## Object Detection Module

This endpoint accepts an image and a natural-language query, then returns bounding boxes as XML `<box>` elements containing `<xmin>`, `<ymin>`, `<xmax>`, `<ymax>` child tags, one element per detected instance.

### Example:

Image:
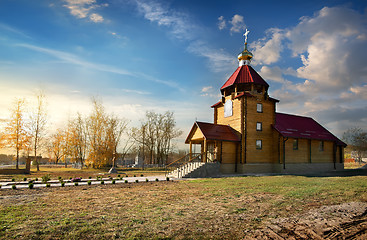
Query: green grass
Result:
<box><xmin>0</xmin><ymin>175</ymin><xmax>366</xmax><ymax>239</ymax></box>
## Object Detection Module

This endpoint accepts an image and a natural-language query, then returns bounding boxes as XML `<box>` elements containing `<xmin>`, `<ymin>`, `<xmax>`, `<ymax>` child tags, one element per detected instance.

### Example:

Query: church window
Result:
<box><xmin>256</xmin><ymin>140</ymin><xmax>262</xmax><ymax>149</ymax></box>
<box><xmin>319</xmin><ymin>141</ymin><xmax>324</xmax><ymax>151</ymax></box>
<box><xmin>224</xmin><ymin>100</ymin><xmax>233</xmax><ymax>117</ymax></box>
<box><xmin>293</xmin><ymin>139</ymin><xmax>298</xmax><ymax>150</ymax></box>
<box><xmin>257</xmin><ymin>103</ymin><xmax>263</xmax><ymax>113</ymax></box>
<box><xmin>256</xmin><ymin>122</ymin><xmax>262</xmax><ymax>131</ymax></box>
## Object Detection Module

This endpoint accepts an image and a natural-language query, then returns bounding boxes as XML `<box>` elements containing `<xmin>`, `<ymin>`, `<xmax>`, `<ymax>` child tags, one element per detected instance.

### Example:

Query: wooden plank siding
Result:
<box><xmin>245</xmin><ymin>95</ymin><xmax>277</xmax><ymax>164</ymax></box>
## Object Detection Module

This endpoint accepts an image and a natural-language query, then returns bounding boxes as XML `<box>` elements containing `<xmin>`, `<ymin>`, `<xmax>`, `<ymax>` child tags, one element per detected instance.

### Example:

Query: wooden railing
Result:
<box><xmin>165</xmin><ymin>153</ymin><xmax>203</xmax><ymax>176</ymax></box>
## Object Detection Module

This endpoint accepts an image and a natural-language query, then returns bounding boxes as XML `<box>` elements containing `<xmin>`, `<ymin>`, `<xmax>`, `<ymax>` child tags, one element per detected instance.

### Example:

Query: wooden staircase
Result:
<box><xmin>167</xmin><ymin>162</ymin><xmax>206</xmax><ymax>178</ymax></box>
<box><xmin>165</xmin><ymin>153</ymin><xmax>204</xmax><ymax>178</ymax></box>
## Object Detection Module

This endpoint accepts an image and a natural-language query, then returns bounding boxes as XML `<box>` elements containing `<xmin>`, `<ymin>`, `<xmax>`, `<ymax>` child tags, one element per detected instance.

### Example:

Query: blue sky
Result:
<box><xmin>0</xmin><ymin>0</ymin><xmax>366</xmax><ymax>150</ymax></box>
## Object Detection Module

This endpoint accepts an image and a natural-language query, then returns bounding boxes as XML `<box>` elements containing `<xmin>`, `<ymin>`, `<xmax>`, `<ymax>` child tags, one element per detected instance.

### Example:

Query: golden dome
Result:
<box><xmin>238</xmin><ymin>43</ymin><xmax>253</xmax><ymax>61</ymax></box>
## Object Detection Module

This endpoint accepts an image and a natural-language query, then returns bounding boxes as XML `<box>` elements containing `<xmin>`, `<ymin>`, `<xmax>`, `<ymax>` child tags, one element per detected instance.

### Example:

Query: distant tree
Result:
<box><xmin>68</xmin><ymin>113</ymin><xmax>88</xmax><ymax>167</ymax></box>
<box><xmin>0</xmin><ymin>132</ymin><xmax>5</xmax><ymax>150</ymax></box>
<box><xmin>105</xmin><ymin>114</ymin><xmax>129</xmax><ymax>167</ymax></box>
<box><xmin>49</xmin><ymin>128</ymin><xmax>67</xmax><ymax>166</ymax></box>
<box><xmin>132</xmin><ymin>111</ymin><xmax>182</xmax><ymax>165</ymax></box>
<box><xmin>87</xmin><ymin>98</ymin><xmax>108</xmax><ymax>168</ymax></box>
<box><xmin>86</xmin><ymin>98</ymin><xmax>130</xmax><ymax>168</ymax></box>
<box><xmin>29</xmin><ymin>92</ymin><xmax>48</xmax><ymax>171</ymax></box>
<box><xmin>5</xmin><ymin>98</ymin><xmax>29</xmax><ymax>169</ymax></box>
<box><xmin>343</xmin><ymin>127</ymin><xmax>367</xmax><ymax>163</ymax></box>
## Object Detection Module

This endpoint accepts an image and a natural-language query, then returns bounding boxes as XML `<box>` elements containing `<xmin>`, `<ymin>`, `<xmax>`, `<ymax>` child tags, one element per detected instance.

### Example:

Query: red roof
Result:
<box><xmin>221</xmin><ymin>65</ymin><xmax>269</xmax><ymax>91</ymax></box>
<box><xmin>274</xmin><ymin>113</ymin><xmax>346</xmax><ymax>146</ymax></box>
<box><xmin>185</xmin><ymin>121</ymin><xmax>241</xmax><ymax>143</ymax></box>
<box><xmin>211</xmin><ymin>101</ymin><xmax>222</xmax><ymax>108</ymax></box>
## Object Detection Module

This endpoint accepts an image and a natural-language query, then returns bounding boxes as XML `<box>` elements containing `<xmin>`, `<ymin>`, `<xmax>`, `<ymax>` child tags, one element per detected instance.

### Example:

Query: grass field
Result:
<box><xmin>1</xmin><ymin>174</ymin><xmax>367</xmax><ymax>239</ymax></box>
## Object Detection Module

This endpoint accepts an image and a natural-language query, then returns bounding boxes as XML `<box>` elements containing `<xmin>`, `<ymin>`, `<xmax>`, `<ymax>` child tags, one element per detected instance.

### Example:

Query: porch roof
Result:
<box><xmin>185</xmin><ymin>121</ymin><xmax>241</xmax><ymax>144</ymax></box>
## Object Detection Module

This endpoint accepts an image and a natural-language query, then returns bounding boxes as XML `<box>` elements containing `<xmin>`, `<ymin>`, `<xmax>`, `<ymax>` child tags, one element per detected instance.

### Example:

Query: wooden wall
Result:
<box><xmin>245</xmin><ymin>95</ymin><xmax>277</xmax><ymax>164</ymax></box>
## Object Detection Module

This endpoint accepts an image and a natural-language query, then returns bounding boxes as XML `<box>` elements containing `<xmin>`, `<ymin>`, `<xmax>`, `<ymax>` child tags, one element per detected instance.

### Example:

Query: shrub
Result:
<box><xmin>23</xmin><ymin>177</ymin><xmax>27</xmax><ymax>181</ymax></box>
<box><xmin>101</xmin><ymin>181</ymin><xmax>104</xmax><ymax>185</ymax></box>
<box><xmin>112</xmin><ymin>180</ymin><xmax>116</xmax><ymax>184</ymax></box>
<box><xmin>58</xmin><ymin>176</ymin><xmax>62</xmax><ymax>180</ymax></box>
<box><xmin>74</xmin><ymin>182</ymin><xmax>78</xmax><ymax>186</ymax></box>
<box><xmin>35</xmin><ymin>178</ymin><xmax>38</xmax><ymax>181</ymax></box>
<box><xmin>69</xmin><ymin>177</ymin><xmax>72</xmax><ymax>180</ymax></box>
<box><xmin>166</xmin><ymin>177</ymin><xmax>170</xmax><ymax>181</ymax></box>
<box><xmin>124</xmin><ymin>180</ymin><xmax>128</xmax><ymax>183</ymax></box>
<box><xmin>42</xmin><ymin>175</ymin><xmax>51</xmax><ymax>183</ymax></box>
<box><xmin>89</xmin><ymin>176</ymin><xmax>92</xmax><ymax>179</ymax></box>
<box><xmin>88</xmin><ymin>180</ymin><xmax>92</xmax><ymax>185</ymax></box>
<box><xmin>135</xmin><ymin>179</ymin><xmax>139</xmax><ymax>183</ymax></box>
<box><xmin>146</xmin><ymin>178</ymin><xmax>149</xmax><ymax>182</ymax></box>
<box><xmin>155</xmin><ymin>178</ymin><xmax>159</xmax><ymax>182</ymax></box>
<box><xmin>12</xmin><ymin>185</ymin><xmax>16</xmax><ymax>190</ymax></box>
<box><xmin>61</xmin><ymin>182</ymin><xmax>65</xmax><ymax>187</ymax></box>
<box><xmin>28</xmin><ymin>180</ymin><xmax>34</xmax><ymax>183</ymax></box>
<box><xmin>117</xmin><ymin>174</ymin><xmax>121</xmax><ymax>177</ymax></box>
<box><xmin>59</xmin><ymin>179</ymin><xmax>63</xmax><ymax>183</ymax></box>
<box><xmin>12</xmin><ymin>178</ymin><xmax>15</xmax><ymax>182</ymax></box>
<box><xmin>120</xmin><ymin>177</ymin><xmax>123</xmax><ymax>180</ymax></box>
<box><xmin>28</xmin><ymin>183</ymin><xmax>34</xmax><ymax>189</ymax></box>
<box><xmin>141</xmin><ymin>174</ymin><xmax>144</xmax><ymax>177</ymax></box>
<box><xmin>134</xmin><ymin>175</ymin><xmax>136</xmax><ymax>177</ymax></box>
<box><xmin>46</xmin><ymin>183</ymin><xmax>51</xmax><ymax>188</ymax></box>
<box><xmin>125</xmin><ymin>175</ymin><xmax>128</xmax><ymax>178</ymax></box>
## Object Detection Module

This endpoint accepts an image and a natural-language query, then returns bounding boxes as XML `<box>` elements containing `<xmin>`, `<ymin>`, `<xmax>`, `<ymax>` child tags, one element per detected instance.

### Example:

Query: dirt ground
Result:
<box><xmin>246</xmin><ymin>202</ymin><xmax>367</xmax><ymax>239</ymax></box>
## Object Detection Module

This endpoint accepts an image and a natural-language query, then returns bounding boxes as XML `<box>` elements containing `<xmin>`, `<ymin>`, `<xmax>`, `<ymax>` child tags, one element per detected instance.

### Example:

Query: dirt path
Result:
<box><xmin>246</xmin><ymin>202</ymin><xmax>367</xmax><ymax>239</ymax></box>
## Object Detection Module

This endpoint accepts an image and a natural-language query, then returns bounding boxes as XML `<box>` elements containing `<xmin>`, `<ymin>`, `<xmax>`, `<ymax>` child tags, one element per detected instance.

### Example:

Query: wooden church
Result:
<box><xmin>185</xmin><ymin>32</ymin><xmax>346</xmax><ymax>175</ymax></box>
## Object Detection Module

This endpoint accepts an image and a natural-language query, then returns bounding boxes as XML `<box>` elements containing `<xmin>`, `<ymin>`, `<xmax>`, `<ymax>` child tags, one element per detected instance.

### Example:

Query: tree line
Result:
<box><xmin>0</xmin><ymin>93</ymin><xmax>182</xmax><ymax>169</ymax></box>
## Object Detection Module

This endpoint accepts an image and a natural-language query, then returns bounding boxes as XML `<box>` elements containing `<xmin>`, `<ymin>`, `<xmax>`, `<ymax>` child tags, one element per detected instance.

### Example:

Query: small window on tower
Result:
<box><xmin>293</xmin><ymin>139</ymin><xmax>298</xmax><ymax>150</ymax></box>
<box><xmin>257</xmin><ymin>103</ymin><xmax>263</xmax><ymax>113</ymax></box>
<box><xmin>224</xmin><ymin>100</ymin><xmax>233</xmax><ymax>117</ymax></box>
<box><xmin>256</xmin><ymin>140</ymin><xmax>262</xmax><ymax>150</ymax></box>
<box><xmin>256</xmin><ymin>122</ymin><xmax>262</xmax><ymax>131</ymax></box>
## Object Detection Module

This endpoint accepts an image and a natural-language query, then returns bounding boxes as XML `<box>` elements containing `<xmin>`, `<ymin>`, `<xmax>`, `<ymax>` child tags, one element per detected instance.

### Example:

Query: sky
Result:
<box><xmin>0</xmin><ymin>0</ymin><xmax>366</xmax><ymax>151</ymax></box>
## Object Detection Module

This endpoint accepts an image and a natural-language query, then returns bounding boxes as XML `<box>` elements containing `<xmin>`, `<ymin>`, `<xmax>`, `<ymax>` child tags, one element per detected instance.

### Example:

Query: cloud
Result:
<box><xmin>230</xmin><ymin>14</ymin><xmax>245</xmax><ymax>34</ymax></box>
<box><xmin>259</xmin><ymin>66</ymin><xmax>286</xmax><ymax>83</ymax></box>
<box><xmin>218</xmin><ymin>16</ymin><xmax>226</xmax><ymax>30</ymax></box>
<box><xmin>216</xmin><ymin>14</ymin><xmax>246</xmax><ymax>34</ymax></box>
<box><xmin>63</xmin><ymin>0</ymin><xmax>107</xmax><ymax>23</ymax></box>
<box><xmin>89</xmin><ymin>13</ymin><xmax>104</xmax><ymax>23</ymax></box>
<box><xmin>252</xmin><ymin>6</ymin><xmax>367</xmax><ymax>135</ymax></box>
<box><xmin>251</xmin><ymin>28</ymin><xmax>285</xmax><ymax>65</ymax></box>
<box><xmin>121</xmin><ymin>88</ymin><xmax>151</xmax><ymax>95</ymax></box>
<box><xmin>134</xmin><ymin>1</ymin><xmax>236</xmax><ymax>74</ymax></box>
<box><xmin>200</xmin><ymin>85</ymin><xmax>220</xmax><ymax>98</ymax></box>
<box><xmin>134</xmin><ymin>0</ymin><xmax>194</xmax><ymax>40</ymax></box>
<box><xmin>15</xmin><ymin>43</ymin><xmax>181</xmax><ymax>89</ymax></box>
<box><xmin>187</xmin><ymin>41</ymin><xmax>236</xmax><ymax>73</ymax></box>
<box><xmin>0</xmin><ymin>22</ymin><xmax>32</xmax><ymax>39</ymax></box>
<box><xmin>201</xmin><ymin>86</ymin><xmax>213</xmax><ymax>93</ymax></box>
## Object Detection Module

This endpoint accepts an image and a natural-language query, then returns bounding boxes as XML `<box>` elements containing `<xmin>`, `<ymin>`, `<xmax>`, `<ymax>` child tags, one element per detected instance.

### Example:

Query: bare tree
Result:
<box><xmin>68</xmin><ymin>113</ymin><xmax>88</xmax><ymax>167</ymax></box>
<box><xmin>5</xmin><ymin>98</ymin><xmax>29</xmax><ymax>169</ymax></box>
<box><xmin>132</xmin><ymin>111</ymin><xmax>182</xmax><ymax>166</ymax></box>
<box><xmin>343</xmin><ymin>127</ymin><xmax>367</xmax><ymax>163</ymax></box>
<box><xmin>29</xmin><ymin>92</ymin><xmax>47</xmax><ymax>171</ymax></box>
<box><xmin>105</xmin><ymin>115</ymin><xmax>129</xmax><ymax>167</ymax></box>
